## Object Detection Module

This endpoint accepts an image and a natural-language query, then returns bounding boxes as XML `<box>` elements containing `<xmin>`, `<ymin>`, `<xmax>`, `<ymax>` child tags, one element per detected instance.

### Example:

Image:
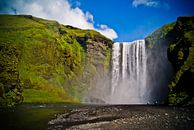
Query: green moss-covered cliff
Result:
<box><xmin>146</xmin><ymin>16</ymin><xmax>194</xmax><ymax>105</ymax></box>
<box><xmin>0</xmin><ymin>15</ymin><xmax>112</xmax><ymax>107</ymax></box>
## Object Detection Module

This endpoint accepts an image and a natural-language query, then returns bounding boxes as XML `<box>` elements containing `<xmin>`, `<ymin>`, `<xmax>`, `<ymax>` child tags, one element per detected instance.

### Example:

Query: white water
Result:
<box><xmin>85</xmin><ymin>38</ymin><xmax>173</xmax><ymax>104</ymax></box>
<box><xmin>110</xmin><ymin>40</ymin><xmax>148</xmax><ymax>104</ymax></box>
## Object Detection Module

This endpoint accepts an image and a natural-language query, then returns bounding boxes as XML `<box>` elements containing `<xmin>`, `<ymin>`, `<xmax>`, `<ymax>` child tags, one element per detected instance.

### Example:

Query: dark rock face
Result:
<box><xmin>76</xmin><ymin>33</ymin><xmax>112</xmax><ymax>103</ymax></box>
<box><xmin>146</xmin><ymin>16</ymin><xmax>194</xmax><ymax>105</ymax></box>
<box><xmin>167</xmin><ymin>17</ymin><xmax>194</xmax><ymax>105</ymax></box>
<box><xmin>145</xmin><ymin>22</ymin><xmax>175</xmax><ymax>104</ymax></box>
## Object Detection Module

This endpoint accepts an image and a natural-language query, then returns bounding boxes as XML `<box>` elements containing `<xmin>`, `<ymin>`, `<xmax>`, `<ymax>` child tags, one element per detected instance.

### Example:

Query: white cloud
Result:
<box><xmin>97</xmin><ymin>25</ymin><xmax>118</xmax><ymax>40</ymax></box>
<box><xmin>132</xmin><ymin>0</ymin><xmax>159</xmax><ymax>7</ymax></box>
<box><xmin>1</xmin><ymin>0</ymin><xmax>117</xmax><ymax>40</ymax></box>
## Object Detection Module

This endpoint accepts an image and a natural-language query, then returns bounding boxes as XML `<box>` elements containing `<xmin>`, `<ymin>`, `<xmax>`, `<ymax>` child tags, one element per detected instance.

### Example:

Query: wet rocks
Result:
<box><xmin>47</xmin><ymin>105</ymin><xmax>194</xmax><ymax>130</ymax></box>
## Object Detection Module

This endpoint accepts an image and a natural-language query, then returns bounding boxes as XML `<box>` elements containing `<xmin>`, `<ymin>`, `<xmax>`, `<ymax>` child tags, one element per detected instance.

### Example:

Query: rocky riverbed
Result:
<box><xmin>48</xmin><ymin>105</ymin><xmax>194</xmax><ymax>130</ymax></box>
<box><xmin>0</xmin><ymin>104</ymin><xmax>194</xmax><ymax>130</ymax></box>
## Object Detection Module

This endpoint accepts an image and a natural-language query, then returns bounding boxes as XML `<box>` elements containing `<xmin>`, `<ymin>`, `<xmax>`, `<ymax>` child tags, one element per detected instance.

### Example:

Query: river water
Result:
<box><xmin>0</xmin><ymin>103</ymin><xmax>86</xmax><ymax>129</ymax></box>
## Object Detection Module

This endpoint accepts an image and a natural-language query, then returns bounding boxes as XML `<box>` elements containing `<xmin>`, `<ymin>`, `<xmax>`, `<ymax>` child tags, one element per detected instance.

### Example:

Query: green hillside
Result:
<box><xmin>1</xmin><ymin>14</ymin><xmax>193</xmax><ymax>107</ymax></box>
<box><xmin>0</xmin><ymin>15</ymin><xmax>112</xmax><ymax>107</ymax></box>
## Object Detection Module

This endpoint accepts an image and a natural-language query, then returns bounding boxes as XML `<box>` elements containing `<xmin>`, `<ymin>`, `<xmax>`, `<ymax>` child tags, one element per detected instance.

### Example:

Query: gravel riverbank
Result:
<box><xmin>48</xmin><ymin>105</ymin><xmax>194</xmax><ymax>130</ymax></box>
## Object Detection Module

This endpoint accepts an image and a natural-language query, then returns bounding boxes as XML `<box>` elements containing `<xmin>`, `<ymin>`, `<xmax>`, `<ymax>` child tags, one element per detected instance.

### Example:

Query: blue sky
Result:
<box><xmin>0</xmin><ymin>0</ymin><xmax>194</xmax><ymax>41</ymax></box>
<box><xmin>77</xmin><ymin>0</ymin><xmax>194</xmax><ymax>41</ymax></box>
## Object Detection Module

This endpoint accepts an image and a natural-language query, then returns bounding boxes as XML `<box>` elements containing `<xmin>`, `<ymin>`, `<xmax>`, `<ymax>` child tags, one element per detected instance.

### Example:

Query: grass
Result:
<box><xmin>22</xmin><ymin>87</ymin><xmax>78</xmax><ymax>103</ymax></box>
<box><xmin>0</xmin><ymin>14</ymin><xmax>112</xmax><ymax>106</ymax></box>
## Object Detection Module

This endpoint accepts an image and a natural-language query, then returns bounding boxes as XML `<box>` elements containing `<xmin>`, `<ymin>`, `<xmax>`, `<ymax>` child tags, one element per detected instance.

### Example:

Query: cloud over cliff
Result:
<box><xmin>0</xmin><ymin>0</ymin><xmax>118</xmax><ymax>40</ymax></box>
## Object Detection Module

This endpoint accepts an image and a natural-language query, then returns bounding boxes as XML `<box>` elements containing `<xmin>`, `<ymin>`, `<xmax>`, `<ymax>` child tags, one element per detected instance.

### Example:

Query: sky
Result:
<box><xmin>0</xmin><ymin>0</ymin><xmax>194</xmax><ymax>41</ymax></box>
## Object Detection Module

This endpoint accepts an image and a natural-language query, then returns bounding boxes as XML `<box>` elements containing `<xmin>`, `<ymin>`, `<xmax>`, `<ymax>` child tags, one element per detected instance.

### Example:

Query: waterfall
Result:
<box><xmin>110</xmin><ymin>40</ymin><xmax>148</xmax><ymax>104</ymax></box>
<box><xmin>86</xmin><ymin>38</ymin><xmax>173</xmax><ymax>105</ymax></box>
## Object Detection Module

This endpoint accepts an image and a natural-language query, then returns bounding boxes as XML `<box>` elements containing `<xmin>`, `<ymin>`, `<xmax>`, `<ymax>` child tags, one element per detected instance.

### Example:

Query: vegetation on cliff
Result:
<box><xmin>1</xmin><ymin>14</ymin><xmax>193</xmax><ymax>106</ymax></box>
<box><xmin>0</xmin><ymin>15</ymin><xmax>112</xmax><ymax>107</ymax></box>
<box><xmin>146</xmin><ymin>16</ymin><xmax>194</xmax><ymax>105</ymax></box>
<box><xmin>167</xmin><ymin>17</ymin><xmax>194</xmax><ymax>105</ymax></box>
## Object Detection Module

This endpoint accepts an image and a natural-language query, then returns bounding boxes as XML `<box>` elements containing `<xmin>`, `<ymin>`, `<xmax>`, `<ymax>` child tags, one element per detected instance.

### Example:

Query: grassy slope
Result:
<box><xmin>0</xmin><ymin>15</ymin><xmax>112</xmax><ymax>106</ymax></box>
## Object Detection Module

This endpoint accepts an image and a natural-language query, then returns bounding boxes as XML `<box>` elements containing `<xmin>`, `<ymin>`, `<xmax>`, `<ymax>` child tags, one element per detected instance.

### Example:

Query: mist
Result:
<box><xmin>85</xmin><ymin>39</ymin><xmax>173</xmax><ymax>104</ymax></box>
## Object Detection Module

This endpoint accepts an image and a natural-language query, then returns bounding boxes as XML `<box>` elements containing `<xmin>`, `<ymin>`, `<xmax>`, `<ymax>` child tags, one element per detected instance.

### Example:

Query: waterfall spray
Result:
<box><xmin>86</xmin><ymin>39</ymin><xmax>173</xmax><ymax>104</ymax></box>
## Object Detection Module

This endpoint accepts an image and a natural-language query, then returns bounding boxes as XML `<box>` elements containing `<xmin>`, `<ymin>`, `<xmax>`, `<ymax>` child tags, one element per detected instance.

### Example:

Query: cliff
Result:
<box><xmin>1</xmin><ymin>14</ymin><xmax>193</xmax><ymax>106</ymax></box>
<box><xmin>0</xmin><ymin>15</ymin><xmax>112</xmax><ymax>106</ymax></box>
<box><xmin>146</xmin><ymin>16</ymin><xmax>194</xmax><ymax>105</ymax></box>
